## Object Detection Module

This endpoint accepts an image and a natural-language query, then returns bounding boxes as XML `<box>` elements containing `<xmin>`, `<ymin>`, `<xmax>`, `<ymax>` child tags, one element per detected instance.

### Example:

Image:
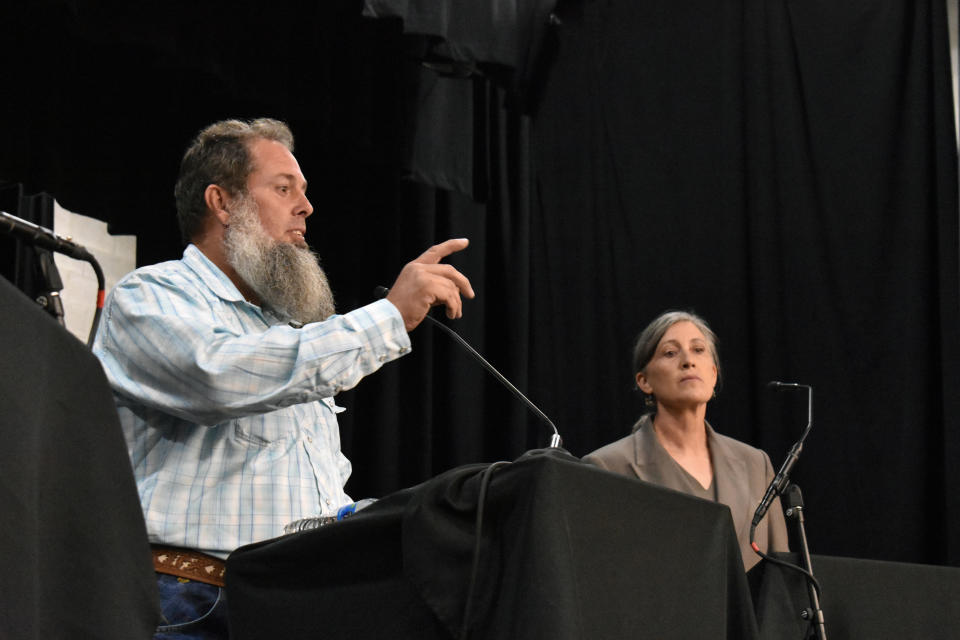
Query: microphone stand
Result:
<box><xmin>750</xmin><ymin>381</ymin><xmax>827</xmax><ymax>640</ymax></box>
<box><xmin>784</xmin><ymin>484</ymin><xmax>827</xmax><ymax>640</ymax></box>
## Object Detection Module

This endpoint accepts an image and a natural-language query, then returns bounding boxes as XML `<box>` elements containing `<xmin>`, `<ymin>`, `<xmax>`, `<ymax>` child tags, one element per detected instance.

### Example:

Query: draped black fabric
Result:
<box><xmin>0</xmin><ymin>0</ymin><xmax>957</xmax><ymax>572</ymax></box>
<box><xmin>749</xmin><ymin>552</ymin><xmax>960</xmax><ymax>639</ymax></box>
<box><xmin>0</xmin><ymin>276</ymin><xmax>159</xmax><ymax>639</ymax></box>
<box><xmin>227</xmin><ymin>450</ymin><xmax>759</xmax><ymax>639</ymax></box>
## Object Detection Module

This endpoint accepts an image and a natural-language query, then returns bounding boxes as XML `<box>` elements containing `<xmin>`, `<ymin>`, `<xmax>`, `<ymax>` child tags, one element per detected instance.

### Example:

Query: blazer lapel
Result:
<box><xmin>631</xmin><ymin>416</ymin><xmax>675</xmax><ymax>486</ymax></box>
<box><xmin>708</xmin><ymin>424</ymin><xmax>752</xmax><ymax>543</ymax></box>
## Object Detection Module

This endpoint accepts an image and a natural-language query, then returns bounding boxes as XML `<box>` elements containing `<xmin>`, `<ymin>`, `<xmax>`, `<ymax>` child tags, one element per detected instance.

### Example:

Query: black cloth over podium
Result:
<box><xmin>749</xmin><ymin>552</ymin><xmax>960</xmax><ymax>640</ymax></box>
<box><xmin>227</xmin><ymin>449</ymin><xmax>758</xmax><ymax>639</ymax></box>
<box><xmin>0</xmin><ymin>277</ymin><xmax>159</xmax><ymax>639</ymax></box>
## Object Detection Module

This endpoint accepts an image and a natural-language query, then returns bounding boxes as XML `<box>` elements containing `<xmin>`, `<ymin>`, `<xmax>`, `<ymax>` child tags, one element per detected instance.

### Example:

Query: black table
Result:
<box><xmin>749</xmin><ymin>551</ymin><xmax>960</xmax><ymax>640</ymax></box>
<box><xmin>227</xmin><ymin>449</ymin><xmax>758</xmax><ymax>639</ymax></box>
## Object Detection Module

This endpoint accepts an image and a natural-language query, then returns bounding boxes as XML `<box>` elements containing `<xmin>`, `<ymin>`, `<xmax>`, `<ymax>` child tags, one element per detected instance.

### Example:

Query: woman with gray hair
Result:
<box><xmin>582</xmin><ymin>310</ymin><xmax>788</xmax><ymax>571</ymax></box>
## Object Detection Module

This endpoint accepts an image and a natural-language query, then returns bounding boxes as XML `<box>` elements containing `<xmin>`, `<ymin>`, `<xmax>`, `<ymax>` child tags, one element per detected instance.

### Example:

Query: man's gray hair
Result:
<box><xmin>174</xmin><ymin>118</ymin><xmax>294</xmax><ymax>243</ymax></box>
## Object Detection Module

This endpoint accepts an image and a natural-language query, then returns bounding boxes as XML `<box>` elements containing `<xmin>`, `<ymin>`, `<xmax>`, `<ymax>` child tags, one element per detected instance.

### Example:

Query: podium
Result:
<box><xmin>226</xmin><ymin>449</ymin><xmax>759</xmax><ymax>639</ymax></box>
<box><xmin>0</xmin><ymin>276</ymin><xmax>158</xmax><ymax>639</ymax></box>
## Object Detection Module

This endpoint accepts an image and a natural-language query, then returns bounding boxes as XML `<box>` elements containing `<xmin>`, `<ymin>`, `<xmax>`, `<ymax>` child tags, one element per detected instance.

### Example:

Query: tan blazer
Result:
<box><xmin>583</xmin><ymin>415</ymin><xmax>789</xmax><ymax>571</ymax></box>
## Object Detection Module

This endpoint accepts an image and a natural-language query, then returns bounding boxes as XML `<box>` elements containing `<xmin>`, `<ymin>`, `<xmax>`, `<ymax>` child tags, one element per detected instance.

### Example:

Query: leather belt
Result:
<box><xmin>151</xmin><ymin>545</ymin><xmax>226</xmax><ymax>588</ymax></box>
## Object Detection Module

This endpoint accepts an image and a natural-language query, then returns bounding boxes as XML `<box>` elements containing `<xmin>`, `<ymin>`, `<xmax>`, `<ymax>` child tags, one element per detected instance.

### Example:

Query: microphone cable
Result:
<box><xmin>460</xmin><ymin>460</ymin><xmax>511</xmax><ymax>640</ymax></box>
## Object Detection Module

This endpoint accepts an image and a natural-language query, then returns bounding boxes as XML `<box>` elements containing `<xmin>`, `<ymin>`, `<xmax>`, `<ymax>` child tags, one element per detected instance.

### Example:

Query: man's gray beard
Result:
<box><xmin>223</xmin><ymin>197</ymin><xmax>336</xmax><ymax>324</ymax></box>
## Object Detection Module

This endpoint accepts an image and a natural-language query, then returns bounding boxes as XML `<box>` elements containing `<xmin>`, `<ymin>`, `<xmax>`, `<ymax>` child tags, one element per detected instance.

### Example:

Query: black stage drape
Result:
<box><xmin>1</xmin><ymin>0</ymin><xmax>957</xmax><ymax>569</ymax></box>
<box><xmin>528</xmin><ymin>0</ymin><xmax>960</xmax><ymax>567</ymax></box>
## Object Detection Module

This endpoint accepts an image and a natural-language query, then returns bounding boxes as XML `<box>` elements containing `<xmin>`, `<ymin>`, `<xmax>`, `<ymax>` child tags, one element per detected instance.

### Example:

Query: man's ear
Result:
<box><xmin>204</xmin><ymin>184</ymin><xmax>232</xmax><ymax>227</ymax></box>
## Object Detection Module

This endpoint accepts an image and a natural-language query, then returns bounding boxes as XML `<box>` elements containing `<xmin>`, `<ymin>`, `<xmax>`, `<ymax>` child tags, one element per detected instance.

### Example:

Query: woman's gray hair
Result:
<box><xmin>632</xmin><ymin>310</ymin><xmax>722</xmax><ymax>410</ymax></box>
<box><xmin>173</xmin><ymin>118</ymin><xmax>294</xmax><ymax>244</ymax></box>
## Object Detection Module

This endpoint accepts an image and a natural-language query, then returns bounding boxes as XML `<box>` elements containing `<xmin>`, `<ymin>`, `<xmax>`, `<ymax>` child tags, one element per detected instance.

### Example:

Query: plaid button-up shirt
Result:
<box><xmin>93</xmin><ymin>244</ymin><xmax>410</xmax><ymax>557</ymax></box>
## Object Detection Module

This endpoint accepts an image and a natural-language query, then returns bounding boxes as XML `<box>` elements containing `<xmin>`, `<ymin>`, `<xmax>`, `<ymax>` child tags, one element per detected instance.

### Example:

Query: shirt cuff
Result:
<box><xmin>360</xmin><ymin>298</ymin><xmax>412</xmax><ymax>362</ymax></box>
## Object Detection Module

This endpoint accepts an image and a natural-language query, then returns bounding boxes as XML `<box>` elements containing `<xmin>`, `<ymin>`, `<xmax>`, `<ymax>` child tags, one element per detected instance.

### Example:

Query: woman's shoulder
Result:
<box><xmin>708</xmin><ymin>426</ymin><xmax>773</xmax><ymax>466</ymax></box>
<box><xmin>582</xmin><ymin>416</ymin><xmax>651</xmax><ymax>465</ymax></box>
<box><xmin>583</xmin><ymin>431</ymin><xmax>635</xmax><ymax>460</ymax></box>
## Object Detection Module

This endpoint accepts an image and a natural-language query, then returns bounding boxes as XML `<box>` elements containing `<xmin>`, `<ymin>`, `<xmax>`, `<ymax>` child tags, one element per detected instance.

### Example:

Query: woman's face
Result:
<box><xmin>637</xmin><ymin>320</ymin><xmax>718</xmax><ymax>410</ymax></box>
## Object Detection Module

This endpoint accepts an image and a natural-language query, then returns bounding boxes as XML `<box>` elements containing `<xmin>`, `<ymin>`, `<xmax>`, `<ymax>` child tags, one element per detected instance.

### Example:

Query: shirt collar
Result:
<box><xmin>182</xmin><ymin>244</ymin><xmax>247</xmax><ymax>303</ymax></box>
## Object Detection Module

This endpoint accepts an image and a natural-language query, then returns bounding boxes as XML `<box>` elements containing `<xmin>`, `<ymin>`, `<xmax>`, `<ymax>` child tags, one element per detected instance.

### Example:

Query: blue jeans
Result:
<box><xmin>153</xmin><ymin>573</ymin><xmax>229</xmax><ymax>639</ymax></box>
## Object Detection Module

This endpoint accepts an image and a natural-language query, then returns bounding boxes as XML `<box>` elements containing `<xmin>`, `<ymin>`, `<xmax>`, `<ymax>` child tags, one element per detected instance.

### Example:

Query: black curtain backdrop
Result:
<box><xmin>529</xmin><ymin>0</ymin><xmax>960</xmax><ymax>567</ymax></box>
<box><xmin>1</xmin><ymin>0</ymin><xmax>957</xmax><ymax>568</ymax></box>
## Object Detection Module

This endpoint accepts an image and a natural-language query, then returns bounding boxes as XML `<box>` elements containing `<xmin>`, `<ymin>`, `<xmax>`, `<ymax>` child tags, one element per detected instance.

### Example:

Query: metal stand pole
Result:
<box><xmin>784</xmin><ymin>483</ymin><xmax>827</xmax><ymax>640</ymax></box>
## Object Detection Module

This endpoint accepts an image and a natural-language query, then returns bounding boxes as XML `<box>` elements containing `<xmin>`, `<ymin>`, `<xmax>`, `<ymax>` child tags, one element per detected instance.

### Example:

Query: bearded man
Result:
<box><xmin>92</xmin><ymin>118</ymin><xmax>473</xmax><ymax>639</ymax></box>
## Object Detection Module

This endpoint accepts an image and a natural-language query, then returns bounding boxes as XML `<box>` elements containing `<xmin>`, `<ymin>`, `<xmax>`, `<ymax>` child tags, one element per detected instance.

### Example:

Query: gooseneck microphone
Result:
<box><xmin>756</xmin><ymin>382</ymin><xmax>827</xmax><ymax>640</ymax></box>
<box><xmin>374</xmin><ymin>285</ymin><xmax>563</xmax><ymax>448</ymax></box>
<box><xmin>1</xmin><ymin>210</ymin><xmax>107</xmax><ymax>346</ymax></box>
<box><xmin>751</xmin><ymin>381</ymin><xmax>813</xmax><ymax>529</ymax></box>
<box><xmin>1</xmin><ymin>210</ymin><xmax>94</xmax><ymax>261</ymax></box>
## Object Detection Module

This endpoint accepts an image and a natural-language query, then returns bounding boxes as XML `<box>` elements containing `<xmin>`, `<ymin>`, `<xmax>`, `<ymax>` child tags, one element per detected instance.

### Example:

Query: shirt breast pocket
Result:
<box><xmin>231</xmin><ymin>410</ymin><xmax>297</xmax><ymax>448</ymax></box>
